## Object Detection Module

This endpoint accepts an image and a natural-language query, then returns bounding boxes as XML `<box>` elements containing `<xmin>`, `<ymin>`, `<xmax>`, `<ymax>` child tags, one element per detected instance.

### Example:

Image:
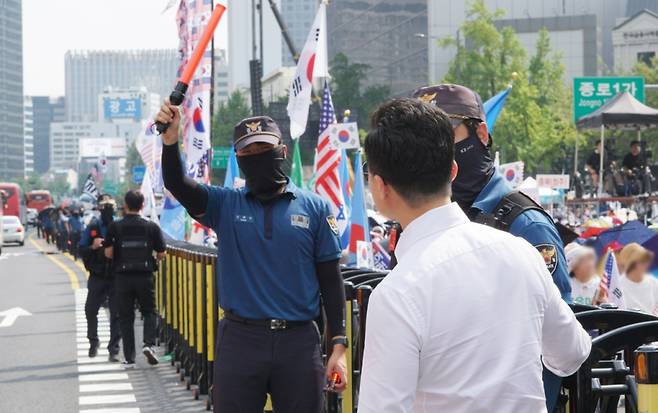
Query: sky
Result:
<box><xmin>22</xmin><ymin>0</ymin><xmax>228</xmax><ymax>97</ymax></box>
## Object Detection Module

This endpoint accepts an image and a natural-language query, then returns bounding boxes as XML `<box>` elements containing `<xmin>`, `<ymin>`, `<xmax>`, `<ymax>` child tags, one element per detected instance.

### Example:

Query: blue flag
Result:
<box><xmin>160</xmin><ymin>193</ymin><xmax>186</xmax><ymax>240</ymax></box>
<box><xmin>338</xmin><ymin>149</ymin><xmax>351</xmax><ymax>249</ymax></box>
<box><xmin>348</xmin><ymin>151</ymin><xmax>371</xmax><ymax>266</ymax></box>
<box><xmin>483</xmin><ymin>87</ymin><xmax>511</xmax><ymax>134</ymax></box>
<box><xmin>224</xmin><ymin>146</ymin><xmax>240</xmax><ymax>188</ymax></box>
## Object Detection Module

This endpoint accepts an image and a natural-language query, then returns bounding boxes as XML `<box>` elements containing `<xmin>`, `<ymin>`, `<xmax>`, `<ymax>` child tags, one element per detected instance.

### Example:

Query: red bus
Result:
<box><xmin>26</xmin><ymin>190</ymin><xmax>53</xmax><ymax>213</ymax></box>
<box><xmin>0</xmin><ymin>183</ymin><xmax>26</xmax><ymax>224</ymax></box>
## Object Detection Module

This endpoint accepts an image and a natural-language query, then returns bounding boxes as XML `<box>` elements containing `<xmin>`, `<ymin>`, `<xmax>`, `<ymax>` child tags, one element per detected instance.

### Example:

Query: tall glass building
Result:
<box><xmin>327</xmin><ymin>0</ymin><xmax>429</xmax><ymax>96</ymax></box>
<box><xmin>280</xmin><ymin>0</ymin><xmax>317</xmax><ymax>66</ymax></box>
<box><xmin>0</xmin><ymin>0</ymin><xmax>24</xmax><ymax>180</ymax></box>
<box><xmin>64</xmin><ymin>49</ymin><xmax>178</xmax><ymax>122</ymax></box>
<box><xmin>30</xmin><ymin>96</ymin><xmax>65</xmax><ymax>174</ymax></box>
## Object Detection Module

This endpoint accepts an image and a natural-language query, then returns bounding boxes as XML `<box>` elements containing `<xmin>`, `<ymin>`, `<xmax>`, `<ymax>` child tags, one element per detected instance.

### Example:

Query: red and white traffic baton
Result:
<box><xmin>155</xmin><ymin>4</ymin><xmax>227</xmax><ymax>134</ymax></box>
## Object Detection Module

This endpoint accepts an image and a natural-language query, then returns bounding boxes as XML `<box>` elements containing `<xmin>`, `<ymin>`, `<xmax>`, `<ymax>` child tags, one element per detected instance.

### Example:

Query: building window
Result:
<box><xmin>638</xmin><ymin>51</ymin><xmax>656</xmax><ymax>66</ymax></box>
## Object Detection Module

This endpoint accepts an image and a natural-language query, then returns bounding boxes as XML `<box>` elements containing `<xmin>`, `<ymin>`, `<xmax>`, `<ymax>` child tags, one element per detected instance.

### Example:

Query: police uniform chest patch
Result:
<box><xmin>291</xmin><ymin>214</ymin><xmax>310</xmax><ymax>229</ymax></box>
<box><xmin>535</xmin><ymin>244</ymin><xmax>557</xmax><ymax>275</ymax></box>
<box><xmin>326</xmin><ymin>215</ymin><xmax>339</xmax><ymax>235</ymax></box>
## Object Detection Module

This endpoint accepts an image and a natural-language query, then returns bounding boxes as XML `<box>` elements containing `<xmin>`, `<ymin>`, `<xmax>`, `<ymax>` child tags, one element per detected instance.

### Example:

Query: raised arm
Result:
<box><xmin>157</xmin><ymin>99</ymin><xmax>208</xmax><ymax>217</ymax></box>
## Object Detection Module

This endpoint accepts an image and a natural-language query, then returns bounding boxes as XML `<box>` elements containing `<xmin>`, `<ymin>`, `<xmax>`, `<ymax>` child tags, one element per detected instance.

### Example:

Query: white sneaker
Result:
<box><xmin>142</xmin><ymin>346</ymin><xmax>159</xmax><ymax>365</ymax></box>
<box><xmin>121</xmin><ymin>361</ymin><xmax>136</xmax><ymax>369</ymax></box>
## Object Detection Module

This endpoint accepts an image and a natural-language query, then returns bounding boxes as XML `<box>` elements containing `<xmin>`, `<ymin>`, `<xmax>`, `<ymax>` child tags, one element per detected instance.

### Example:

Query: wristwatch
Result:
<box><xmin>331</xmin><ymin>336</ymin><xmax>349</xmax><ymax>348</ymax></box>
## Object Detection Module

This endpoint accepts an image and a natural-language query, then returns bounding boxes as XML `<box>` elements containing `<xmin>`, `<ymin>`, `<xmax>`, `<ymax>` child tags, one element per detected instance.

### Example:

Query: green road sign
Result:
<box><xmin>573</xmin><ymin>76</ymin><xmax>645</xmax><ymax>121</ymax></box>
<box><xmin>211</xmin><ymin>146</ymin><xmax>231</xmax><ymax>169</ymax></box>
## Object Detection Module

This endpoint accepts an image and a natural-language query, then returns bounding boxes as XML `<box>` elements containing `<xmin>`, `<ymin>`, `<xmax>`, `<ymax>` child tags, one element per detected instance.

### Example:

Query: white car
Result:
<box><xmin>2</xmin><ymin>216</ymin><xmax>25</xmax><ymax>246</ymax></box>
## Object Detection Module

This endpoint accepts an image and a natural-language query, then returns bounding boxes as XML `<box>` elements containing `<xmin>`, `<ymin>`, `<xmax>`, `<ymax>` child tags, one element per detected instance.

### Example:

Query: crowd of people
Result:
<box><xmin>40</xmin><ymin>191</ymin><xmax>166</xmax><ymax>368</ymax></box>
<box><xmin>31</xmin><ymin>81</ymin><xmax>658</xmax><ymax>412</ymax></box>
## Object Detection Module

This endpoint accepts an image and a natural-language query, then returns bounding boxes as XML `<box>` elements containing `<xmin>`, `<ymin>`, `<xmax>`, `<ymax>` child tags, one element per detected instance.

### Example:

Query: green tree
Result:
<box><xmin>15</xmin><ymin>172</ymin><xmax>44</xmax><ymax>193</ymax></box>
<box><xmin>439</xmin><ymin>0</ymin><xmax>576</xmax><ymax>174</ymax></box>
<box><xmin>46</xmin><ymin>175</ymin><xmax>70</xmax><ymax>198</ymax></box>
<box><xmin>212</xmin><ymin>90</ymin><xmax>251</xmax><ymax>148</ymax></box>
<box><xmin>330</xmin><ymin>53</ymin><xmax>391</xmax><ymax>126</ymax></box>
<box><xmin>123</xmin><ymin>142</ymin><xmax>144</xmax><ymax>188</ymax></box>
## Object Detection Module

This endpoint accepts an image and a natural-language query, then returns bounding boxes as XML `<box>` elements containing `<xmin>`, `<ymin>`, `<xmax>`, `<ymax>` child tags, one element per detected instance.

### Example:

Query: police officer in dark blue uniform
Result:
<box><xmin>157</xmin><ymin>101</ymin><xmax>348</xmax><ymax>413</ymax></box>
<box><xmin>104</xmin><ymin>189</ymin><xmax>166</xmax><ymax>368</ymax></box>
<box><xmin>69</xmin><ymin>208</ymin><xmax>84</xmax><ymax>259</ymax></box>
<box><xmin>79</xmin><ymin>194</ymin><xmax>122</xmax><ymax>361</ymax></box>
<box><xmin>413</xmin><ymin>84</ymin><xmax>571</xmax><ymax>412</ymax></box>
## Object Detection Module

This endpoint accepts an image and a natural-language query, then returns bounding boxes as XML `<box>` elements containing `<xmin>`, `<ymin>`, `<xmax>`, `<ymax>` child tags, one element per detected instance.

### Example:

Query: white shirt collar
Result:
<box><xmin>395</xmin><ymin>202</ymin><xmax>470</xmax><ymax>262</ymax></box>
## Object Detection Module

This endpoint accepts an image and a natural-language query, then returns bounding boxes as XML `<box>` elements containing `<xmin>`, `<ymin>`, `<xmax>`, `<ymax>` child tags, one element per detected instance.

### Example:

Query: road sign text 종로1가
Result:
<box><xmin>573</xmin><ymin>77</ymin><xmax>645</xmax><ymax>121</ymax></box>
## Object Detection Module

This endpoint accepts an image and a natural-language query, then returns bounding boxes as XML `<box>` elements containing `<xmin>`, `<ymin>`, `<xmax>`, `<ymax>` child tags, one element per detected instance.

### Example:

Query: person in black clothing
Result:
<box><xmin>80</xmin><ymin>194</ymin><xmax>122</xmax><ymax>361</ymax></box>
<box><xmin>623</xmin><ymin>140</ymin><xmax>644</xmax><ymax>171</ymax></box>
<box><xmin>104</xmin><ymin>189</ymin><xmax>166</xmax><ymax>368</ymax></box>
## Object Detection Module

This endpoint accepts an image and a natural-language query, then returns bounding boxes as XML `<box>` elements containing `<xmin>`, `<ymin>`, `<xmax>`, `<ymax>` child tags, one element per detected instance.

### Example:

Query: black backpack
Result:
<box><xmin>113</xmin><ymin>218</ymin><xmax>156</xmax><ymax>274</ymax></box>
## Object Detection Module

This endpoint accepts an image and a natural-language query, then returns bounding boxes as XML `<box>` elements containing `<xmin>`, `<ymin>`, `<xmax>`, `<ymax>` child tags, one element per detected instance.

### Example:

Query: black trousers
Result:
<box><xmin>115</xmin><ymin>274</ymin><xmax>157</xmax><ymax>363</ymax></box>
<box><xmin>85</xmin><ymin>274</ymin><xmax>121</xmax><ymax>355</ymax></box>
<box><xmin>213</xmin><ymin>319</ymin><xmax>325</xmax><ymax>413</ymax></box>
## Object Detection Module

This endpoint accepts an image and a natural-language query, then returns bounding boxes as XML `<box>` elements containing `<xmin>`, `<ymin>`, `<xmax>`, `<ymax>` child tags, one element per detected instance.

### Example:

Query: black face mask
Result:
<box><xmin>237</xmin><ymin>145</ymin><xmax>288</xmax><ymax>200</ymax></box>
<box><xmin>100</xmin><ymin>206</ymin><xmax>114</xmax><ymax>225</ymax></box>
<box><xmin>452</xmin><ymin>133</ymin><xmax>494</xmax><ymax>211</ymax></box>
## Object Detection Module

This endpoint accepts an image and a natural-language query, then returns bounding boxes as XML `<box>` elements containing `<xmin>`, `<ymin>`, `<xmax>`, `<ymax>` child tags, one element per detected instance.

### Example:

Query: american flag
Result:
<box><xmin>600</xmin><ymin>250</ymin><xmax>625</xmax><ymax>308</ymax></box>
<box><xmin>314</xmin><ymin>80</ymin><xmax>348</xmax><ymax>236</ymax></box>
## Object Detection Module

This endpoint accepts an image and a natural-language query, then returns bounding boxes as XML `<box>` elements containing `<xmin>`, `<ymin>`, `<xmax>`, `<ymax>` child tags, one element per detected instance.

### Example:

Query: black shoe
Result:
<box><xmin>142</xmin><ymin>346</ymin><xmax>159</xmax><ymax>365</ymax></box>
<box><xmin>88</xmin><ymin>341</ymin><xmax>100</xmax><ymax>358</ymax></box>
<box><xmin>108</xmin><ymin>353</ymin><xmax>120</xmax><ymax>363</ymax></box>
<box><xmin>121</xmin><ymin>361</ymin><xmax>136</xmax><ymax>369</ymax></box>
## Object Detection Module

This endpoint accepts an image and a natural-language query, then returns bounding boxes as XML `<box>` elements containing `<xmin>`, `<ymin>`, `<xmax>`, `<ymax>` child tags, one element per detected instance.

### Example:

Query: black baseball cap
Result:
<box><xmin>233</xmin><ymin>116</ymin><xmax>282</xmax><ymax>151</ymax></box>
<box><xmin>412</xmin><ymin>84</ymin><xmax>486</xmax><ymax>122</ymax></box>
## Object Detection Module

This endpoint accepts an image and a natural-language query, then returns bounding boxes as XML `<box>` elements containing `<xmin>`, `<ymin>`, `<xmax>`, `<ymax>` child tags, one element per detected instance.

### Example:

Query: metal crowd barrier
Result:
<box><xmin>156</xmin><ymin>237</ymin><xmax>387</xmax><ymax>411</ymax></box>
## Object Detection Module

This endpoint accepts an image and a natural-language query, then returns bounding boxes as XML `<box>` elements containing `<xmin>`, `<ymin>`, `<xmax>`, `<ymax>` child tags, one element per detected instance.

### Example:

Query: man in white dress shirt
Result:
<box><xmin>358</xmin><ymin>98</ymin><xmax>591</xmax><ymax>413</ymax></box>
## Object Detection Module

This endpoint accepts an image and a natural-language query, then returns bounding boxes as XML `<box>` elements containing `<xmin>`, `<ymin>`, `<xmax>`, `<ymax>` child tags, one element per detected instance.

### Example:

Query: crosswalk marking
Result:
<box><xmin>80</xmin><ymin>383</ymin><xmax>133</xmax><ymax>393</ymax></box>
<box><xmin>78</xmin><ymin>373</ymin><xmax>129</xmax><ymax>382</ymax></box>
<box><xmin>75</xmin><ymin>289</ymin><xmax>139</xmax><ymax>413</ymax></box>
<box><xmin>79</xmin><ymin>395</ymin><xmax>137</xmax><ymax>405</ymax></box>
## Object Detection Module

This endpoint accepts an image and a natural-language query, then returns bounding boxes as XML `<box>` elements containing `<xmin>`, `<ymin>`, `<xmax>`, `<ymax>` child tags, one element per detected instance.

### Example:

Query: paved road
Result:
<box><xmin>0</xmin><ymin>232</ymin><xmax>207</xmax><ymax>413</ymax></box>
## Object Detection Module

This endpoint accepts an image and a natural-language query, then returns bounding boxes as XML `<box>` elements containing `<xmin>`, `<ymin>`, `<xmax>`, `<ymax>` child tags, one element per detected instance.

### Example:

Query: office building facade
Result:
<box><xmin>428</xmin><ymin>0</ymin><xmax>631</xmax><ymax>83</ymax></box>
<box><xmin>327</xmin><ymin>0</ymin><xmax>429</xmax><ymax>96</ymax></box>
<box><xmin>30</xmin><ymin>96</ymin><xmax>65</xmax><ymax>174</ymax></box>
<box><xmin>613</xmin><ymin>9</ymin><xmax>658</xmax><ymax>72</ymax></box>
<box><xmin>0</xmin><ymin>0</ymin><xmax>24</xmax><ymax>180</ymax></box>
<box><xmin>280</xmin><ymin>0</ymin><xmax>316</xmax><ymax>66</ymax></box>
<box><xmin>213</xmin><ymin>49</ymin><xmax>230</xmax><ymax>108</ymax></box>
<box><xmin>23</xmin><ymin>98</ymin><xmax>34</xmax><ymax>177</ymax></box>
<box><xmin>65</xmin><ymin>49</ymin><xmax>177</xmax><ymax>122</ymax></box>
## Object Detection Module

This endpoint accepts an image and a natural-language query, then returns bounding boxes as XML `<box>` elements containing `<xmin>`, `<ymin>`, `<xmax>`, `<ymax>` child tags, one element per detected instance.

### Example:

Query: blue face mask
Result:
<box><xmin>452</xmin><ymin>133</ymin><xmax>494</xmax><ymax>211</ymax></box>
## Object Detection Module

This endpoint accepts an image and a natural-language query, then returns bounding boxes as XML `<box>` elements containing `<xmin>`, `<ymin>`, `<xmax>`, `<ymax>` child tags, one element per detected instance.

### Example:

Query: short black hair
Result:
<box><xmin>364</xmin><ymin>98</ymin><xmax>454</xmax><ymax>205</ymax></box>
<box><xmin>124</xmin><ymin>189</ymin><xmax>145</xmax><ymax>211</ymax></box>
<box><xmin>631</xmin><ymin>140</ymin><xmax>641</xmax><ymax>147</ymax></box>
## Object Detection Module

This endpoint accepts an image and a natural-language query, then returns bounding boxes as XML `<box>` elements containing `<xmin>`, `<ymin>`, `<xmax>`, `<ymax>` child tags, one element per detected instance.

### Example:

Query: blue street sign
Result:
<box><xmin>132</xmin><ymin>165</ymin><xmax>146</xmax><ymax>185</ymax></box>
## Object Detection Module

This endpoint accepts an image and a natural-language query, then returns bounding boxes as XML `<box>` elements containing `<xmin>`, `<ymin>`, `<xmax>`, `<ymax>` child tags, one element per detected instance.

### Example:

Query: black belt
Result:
<box><xmin>224</xmin><ymin>312</ymin><xmax>311</xmax><ymax>330</ymax></box>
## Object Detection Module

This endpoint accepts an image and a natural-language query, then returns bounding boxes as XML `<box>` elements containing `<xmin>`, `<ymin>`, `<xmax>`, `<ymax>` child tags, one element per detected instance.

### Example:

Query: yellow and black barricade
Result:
<box><xmin>157</xmin><ymin>235</ymin><xmax>382</xmax><ymax>412</ymax></box>
<box><xmin>636</xmin><ymin>345</ymin><xmax>658</xmax><ymax>412</ymax></box>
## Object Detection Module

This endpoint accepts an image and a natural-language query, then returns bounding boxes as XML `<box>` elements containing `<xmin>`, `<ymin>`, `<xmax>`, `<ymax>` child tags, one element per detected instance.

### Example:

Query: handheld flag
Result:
<box><xmin>286</xmin><ymin>2</ymin><xmax>327</xmax><ymax>139</ymax></box>
<box><xmin>348</xmin><ymin>151</ymin><xmax>370</xmax><ymax>265</ymax></box>
<box><xmin>160</xmin><ymin>191</ymin><xmax>186</xmax><ymax>240</ymax></box>
<box><xmin>328</xmin><ymin>122</ymin><xmax>360</xmax><ymax>149</ymax></box>
<box><xmin>223</xmin><ymin>146</ymin><xmax>243</xmax><ymax>189</ymax></box>
<box><xmin>483</xmin><ymin>87</ymin><xmax>511</xmax><ymax>134</ymax></box>
<box><xmin>82</xmin><ymin>174</ymin><xmax>99</xmax><ymax>198</ymax></box>
<box><xmin>498</xmin><ymin>161</ymin><xmax>524</xmax><ymax>188</ymax></box>
<box><xmin>338</xmin><ymin>150</ymin><xmax>352</xmax><ymax>248</ymax></box>
<box><xmin>313</xmin><ymin>80</ymin><xmax>349</xmax><ymax>240</ymax></box>
<box><xmin>140</xmin><ymin>169</ymin><xmax>159</xmax><ymax>224</ymax></box>
<box><xmin>291</xmin><ymin>139</ymin><xmax>304</xmax><ymax>187</ymax></box>
<box><xmin>602</xmin><ymin>251</ymin><xmax>625</xmax><ymax>309</ymax></box>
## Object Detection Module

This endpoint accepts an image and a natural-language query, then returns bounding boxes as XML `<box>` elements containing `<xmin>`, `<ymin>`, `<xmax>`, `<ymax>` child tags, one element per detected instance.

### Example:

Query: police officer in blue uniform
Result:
<box><xmin>157</xmin><ymin>103</ymin><xmax>348</xmax><ymax>413</ymax></box>
<box><xmin>79</xmin><ymin>194</ymin><xmax>122</xmax><ymax>361</ymax></box>
<box><xmin>69</xmin><ymin>208</ymin><xmax>84</xmax><ymax>259</ymax></box>
<box><xmin>413</xmin><ymin>84</ymin><xmax>571</xmax><ymax>412</ymax></box>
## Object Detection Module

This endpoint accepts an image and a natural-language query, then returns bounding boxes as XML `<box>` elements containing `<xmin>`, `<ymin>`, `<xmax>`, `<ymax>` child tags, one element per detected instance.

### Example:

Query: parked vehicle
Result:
<box><xmin>0</xmin><ymin>183</ymin><xmax>26</xmax><ymax>225</ymax></box>
<box><xmin>2</xmin><ymin>215</ymin><xmax>25</xmax><ymax>246</ymax></box>
<box><xmin>25</xmin><ymin>190</ymin><xmax>53</xmax><ymax>213</ymax></box>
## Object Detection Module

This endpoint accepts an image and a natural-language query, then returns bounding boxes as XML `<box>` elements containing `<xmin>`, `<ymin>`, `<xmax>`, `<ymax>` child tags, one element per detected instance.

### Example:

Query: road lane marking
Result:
<box><xmin>78</xmin><ymin>373</ymin><xmax>129</xmax><ymax>382</ymax></box>
<box><xmin>63</xmin><ymin>252</ymin><xmax>89</xmax><ymax>279</ymax></box>
<box><xmin>79</xmin><ymin>394</ymin><xmax>137</xmax><ymax>405</ymax></box>
<box><xmin>80</xmin><ymin>383</ymin><xmax>133</xmax><ymax>393</ymax></box>
<box><xmin>0</xmin><ymin>307</ymin><xmax>32</xmax><ymax>327</ymax></box>
<box><xmin>29</xmin><ymin>238</ymin><xmax>80</xmax><ymax>290</ymax></box>
<box><xmin>75</xmin><ymin>289</ymin><xmax>139</xmax><ymax>412</ymax></box>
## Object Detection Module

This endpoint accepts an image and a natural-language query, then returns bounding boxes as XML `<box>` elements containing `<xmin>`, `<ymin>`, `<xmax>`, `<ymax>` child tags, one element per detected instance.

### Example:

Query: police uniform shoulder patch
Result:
<box><xmin>326</xmin><ymin>215</ymin><xmax>339</xmax><ymax>235</ymax></box>
<box><xmin>535</xmin><ymin>244</ymin><xmax>557</xmax><ymax>275</ymax></box>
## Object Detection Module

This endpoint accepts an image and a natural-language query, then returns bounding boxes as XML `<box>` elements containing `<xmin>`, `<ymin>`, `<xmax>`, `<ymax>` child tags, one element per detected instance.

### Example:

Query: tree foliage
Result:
<box><xmin>212</xmin><ymin>90</ymin><xmax>251</xmax><ymax>148</ymax></box>
<box><xmin>440</xmin><ymin>0</ymin><xmax>576</xmax><ymax>174</ymax></box>
<box><xmin>330</xmin><ymin>53</ymin><xmax>391</xmax><ymax>127</ymax></box>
